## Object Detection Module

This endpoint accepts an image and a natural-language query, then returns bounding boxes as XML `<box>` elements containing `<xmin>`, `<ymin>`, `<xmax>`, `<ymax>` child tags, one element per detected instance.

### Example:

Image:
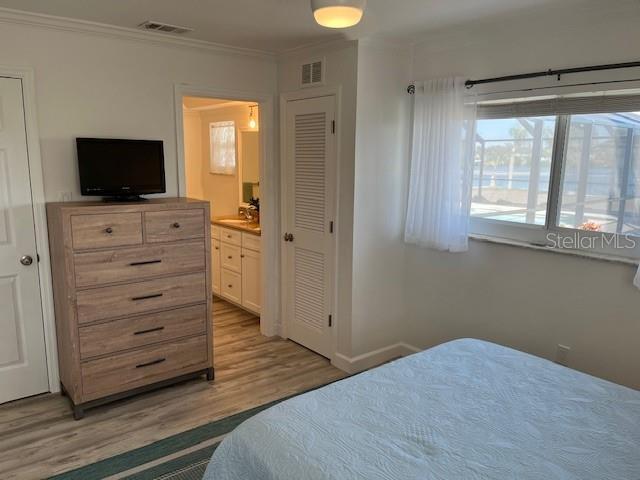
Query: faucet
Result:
<box><xmin>240</xmin><ymin>206</ymin><xmax>256</xmax><ymax>222</ymax></box>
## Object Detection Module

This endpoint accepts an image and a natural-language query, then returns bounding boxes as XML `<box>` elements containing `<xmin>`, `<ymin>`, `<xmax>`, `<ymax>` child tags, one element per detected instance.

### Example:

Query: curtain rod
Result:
<box><xmin>406</xmin><ymin>60</ymin><xmax>640</xmax><ymax>94</ymax></box>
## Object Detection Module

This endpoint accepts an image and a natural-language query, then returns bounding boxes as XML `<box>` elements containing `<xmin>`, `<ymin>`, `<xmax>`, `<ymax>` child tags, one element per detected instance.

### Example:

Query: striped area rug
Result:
<box><xmin>48</xmin><ymin>398</ymin><xmax>285</xmax><ymax>480</ymax></box>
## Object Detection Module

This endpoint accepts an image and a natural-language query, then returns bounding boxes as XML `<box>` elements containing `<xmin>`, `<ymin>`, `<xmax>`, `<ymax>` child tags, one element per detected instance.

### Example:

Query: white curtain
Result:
<box><xmin>404</xmin><ymin>77</ymin><xmax>477</xmax><ymax>252</ymax></box>
<box><xmin>210</xmin><ymin>121</ymin><xmax>236</xmax><ymax>175</ymax></box>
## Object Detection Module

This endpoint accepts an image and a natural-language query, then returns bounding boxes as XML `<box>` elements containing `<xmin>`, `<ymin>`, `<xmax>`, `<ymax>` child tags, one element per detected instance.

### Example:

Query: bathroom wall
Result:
<box><xmin>183</xmin><ymin>110</ymin><xmax>204</xmax><ymax>200</ymax></box>
<box><xmin>184</xmin><ymin>102</ymin><xmax>259</xmax><ymax>218</ymax></box>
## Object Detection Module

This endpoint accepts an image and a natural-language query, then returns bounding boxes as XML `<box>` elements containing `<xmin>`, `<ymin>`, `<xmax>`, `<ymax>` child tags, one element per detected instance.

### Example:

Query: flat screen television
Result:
<box><xmin>77</xmin><ymin>138</ymin><xmax>166</xmax><ymax>200</ymax></box>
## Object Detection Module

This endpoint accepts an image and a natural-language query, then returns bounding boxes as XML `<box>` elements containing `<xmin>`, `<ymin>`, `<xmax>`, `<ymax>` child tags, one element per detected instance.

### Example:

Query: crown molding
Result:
<box><xmin>0</xmin><ymin>7</ymin><xmax>276</xmax><ymax>61</ymax></box>
<box><xmin>278</xmin><ymin>37</ymin><xmax>358</xmax><ymax>62</ymax></box>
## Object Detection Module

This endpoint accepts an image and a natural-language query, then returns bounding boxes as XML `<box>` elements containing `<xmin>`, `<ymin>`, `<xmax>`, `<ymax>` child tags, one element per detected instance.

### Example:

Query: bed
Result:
<box><xmin>204</xmin><ymin>339</ymin><xmax>640</xmax><ymax>479</ymax></box>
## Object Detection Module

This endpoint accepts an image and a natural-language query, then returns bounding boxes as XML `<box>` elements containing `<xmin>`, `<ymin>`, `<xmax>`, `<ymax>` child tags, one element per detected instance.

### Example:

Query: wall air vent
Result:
<box><xmin>301</xmin><ymin>60</ymin><xmax>324</xmax><ymax>87</ymax></box>
<box><xmin>138</xmin><ymin>21</ymin><xmax>193</xmax><ymax>35</ymax></box>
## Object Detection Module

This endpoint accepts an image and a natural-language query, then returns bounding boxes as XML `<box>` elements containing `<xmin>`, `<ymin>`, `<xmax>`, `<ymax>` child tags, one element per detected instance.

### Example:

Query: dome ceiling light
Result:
<box><xmin>311</xmin><ymin>0</ymin><xmax>366</xmax><ymax>29</ymax></box>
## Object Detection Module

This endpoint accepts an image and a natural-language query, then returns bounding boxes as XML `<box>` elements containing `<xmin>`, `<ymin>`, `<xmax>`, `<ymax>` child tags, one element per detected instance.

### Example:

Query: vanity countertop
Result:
<box><xmin>212</xmin><ymin>216</ymin><xmax>261</xmax><ymax>236</ymax></box>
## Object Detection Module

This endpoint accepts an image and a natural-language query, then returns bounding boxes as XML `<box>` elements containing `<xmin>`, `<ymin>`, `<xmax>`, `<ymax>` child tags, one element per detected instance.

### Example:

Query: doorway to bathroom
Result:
<box><xmin>180</xmin><ymin>95</ymin><xmax>265</xmax><ymax>346</ymax></box>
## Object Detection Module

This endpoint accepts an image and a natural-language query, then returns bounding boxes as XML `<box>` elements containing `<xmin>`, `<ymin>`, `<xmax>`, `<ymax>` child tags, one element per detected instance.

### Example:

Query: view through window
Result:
<box><xmin>470</xmin><ymin>103</ymin><xmax>640</xmax><ymax>247</ymax></box>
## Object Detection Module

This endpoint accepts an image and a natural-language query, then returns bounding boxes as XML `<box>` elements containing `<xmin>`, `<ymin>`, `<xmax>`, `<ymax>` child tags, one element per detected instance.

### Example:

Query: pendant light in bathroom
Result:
<box><xmin>311</xmin><ymin>0</ymin><xmax>366</xmax><ymax>28</ymax></box>
<box><xmin>248</xmin><ymin>105</ymin><xmax>258</xmax><ymax>129</ymax></box>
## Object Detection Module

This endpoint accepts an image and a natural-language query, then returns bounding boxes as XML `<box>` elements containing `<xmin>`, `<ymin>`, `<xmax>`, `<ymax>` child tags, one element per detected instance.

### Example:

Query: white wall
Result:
<box><xmin>279</xmin><ymin>40</ymin><xmax>359</xmax><ymax>355</ymax></box>
<box><xmin>350</xmin><ymin>41</ymin><xmax>411</xmax><ymax>357</ymax></box>
<box><xmin>183</xmin><ymin>110</ymin><xmax>204</xmax><ymax>199</ymax></box>
<box><xmin>0</xmin><ymin>21</ymin><xmax>276</xmax><ymax>202</ymax></box>
<box><xmin>405</xmin><ymin>2</ymin><xmax>640</xmax><ymax>389</ymax></box>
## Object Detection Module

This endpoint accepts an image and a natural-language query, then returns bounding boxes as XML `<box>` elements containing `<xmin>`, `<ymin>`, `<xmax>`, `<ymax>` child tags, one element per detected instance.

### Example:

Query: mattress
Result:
<box><xmin>203</xmin><ymin>338</ymin><xmax>640</xmax><ymax>479</ymax></box>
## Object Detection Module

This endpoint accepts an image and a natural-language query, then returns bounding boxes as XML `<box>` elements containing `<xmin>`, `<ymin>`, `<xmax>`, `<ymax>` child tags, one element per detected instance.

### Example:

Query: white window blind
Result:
<box><xmin>210</xmin><ymin>121</ymin><xmax>236</xmax><ymax>175</ymax></box>
<box><xmin>477</xmin><ymin>94</ymin><xmax>640</xmax><ymax>119</ymax></box>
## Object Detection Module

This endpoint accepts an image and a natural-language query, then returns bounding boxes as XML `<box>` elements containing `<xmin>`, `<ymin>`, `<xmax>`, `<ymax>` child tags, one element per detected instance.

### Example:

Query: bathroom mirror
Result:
<box><xmin>239</xmin><ymin>130</ymin><xmax>260</xmax><ymax>205</ymax></box>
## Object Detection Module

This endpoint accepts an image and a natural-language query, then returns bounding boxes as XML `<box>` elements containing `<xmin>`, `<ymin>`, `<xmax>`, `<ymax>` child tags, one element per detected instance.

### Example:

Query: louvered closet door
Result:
<box><xmin>283</xmin><ymin>95</ymin><xmax>336</xmax><ymax>358</ymax></box>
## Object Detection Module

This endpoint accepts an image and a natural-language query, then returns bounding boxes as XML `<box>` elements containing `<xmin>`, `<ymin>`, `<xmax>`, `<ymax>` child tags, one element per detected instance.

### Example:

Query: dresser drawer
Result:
<box><xmin>241</xmin><ymin>232</ymin><xmax>261</xmax><ymax>252</ymax></box>
<box><xmin>79</xmin><ymin>304</ymin><xmax>207</xmax><ymax>359</ymax></box>
<box><xmin>221</xmin><ymin>269</ymin><xmax>242</xmax><ymax>304</ymax></box>
<box><xmin>74</xmin><ymin>240</ymin><xmax>205</xmax><ymax>288</ymax></box>
<box><xmin>219</xmin><ymin>227</ymin><xmax>241</xmax><ymax>246</ymax></box>
<box><xmin>76</xmin><ymin>272</ymin><xmax>206</xmax><ymax>324</ymax></box>
<box><xmin>145</xmin><ymin>209</ymin><xmax>205</xmax><ymax>243</ymax></box>
<box><xmin>220</xmin><ymin>242</ymin><xmax>241</xmax><ymax>273</ymax></box>
<box><xmin>71</xmin><ymin>213</ymin><xmax>142</xmax><ymax>250</ymax></box>
<box><xmin>81</xmin><ymin>335</ymin><xmax>208</xmax><ymax>401</ymax></box>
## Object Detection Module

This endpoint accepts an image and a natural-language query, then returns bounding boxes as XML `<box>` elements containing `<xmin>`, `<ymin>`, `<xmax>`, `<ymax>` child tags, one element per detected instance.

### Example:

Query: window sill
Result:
<box><xmin>469</xmin><ymin>233</ymin><xmax>639</xmax><ymax>266</ymax></box>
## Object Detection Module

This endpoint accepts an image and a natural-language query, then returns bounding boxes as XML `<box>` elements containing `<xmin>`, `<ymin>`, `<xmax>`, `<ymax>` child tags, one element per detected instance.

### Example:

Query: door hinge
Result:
<box><xmin>328</xmin><ymin>314</ymin><xmax>333</xmax><ymax>327</ymax></box>
<box><xmin>331</xmin><ymin>120</ymin><xmax>335</xmax><ymax>134</ymax></box>
<box><xmin>329</xmin><ymin>221</ymin><xmax>334</xmax><ymax>233</ymax></box>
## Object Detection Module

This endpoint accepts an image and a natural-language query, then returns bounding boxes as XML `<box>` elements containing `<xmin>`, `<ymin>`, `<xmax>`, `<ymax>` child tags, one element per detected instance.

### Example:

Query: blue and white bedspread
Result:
<box><xmin>204</xmin><ymin>339</ymin><xmax>640</xmax><ymax>480</ymax></box>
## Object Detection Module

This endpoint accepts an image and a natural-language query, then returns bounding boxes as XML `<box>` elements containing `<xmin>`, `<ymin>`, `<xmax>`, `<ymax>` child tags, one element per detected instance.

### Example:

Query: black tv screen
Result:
<box><xmin>77</xmin><ymin>138</ymin><xmax>166</xmax><ymax>197</ymax></box>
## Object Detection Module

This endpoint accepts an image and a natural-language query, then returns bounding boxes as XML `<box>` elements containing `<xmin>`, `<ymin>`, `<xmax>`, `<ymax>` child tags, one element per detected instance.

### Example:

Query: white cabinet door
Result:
<box><xmin>221</xmin><ymin>269</ymin><xmax>242</xmax><ymax>304</ymax></box>
<box><xmin>0</xmin><ymin>77</ymin><xmax>48</xmax><ymax>403</ymax></box>
<box><xmin>282</xmin><ymin>95</ymin><xmax>336</xmax><ymax>359</ymax></box>
<box><xmin>220</xmin><ymin>242</ymin><xmax>241</xmax><ymax>273</ymax></box>
<box><xmin>211</xmin><ymin>238</ymin><xmax>221</xmax><ymax>295</ymax></box>
<box><xmin>241</xmin><ymin>248</ymin><xmax>261</xmax><ymax>314</ymax></box>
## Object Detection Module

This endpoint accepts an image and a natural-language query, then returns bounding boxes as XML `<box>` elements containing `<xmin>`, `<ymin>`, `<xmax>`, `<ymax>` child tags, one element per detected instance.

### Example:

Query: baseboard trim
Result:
<box><xmin>332</xmin><ymin>342</ymin><xmax>421</xmax><ymax>374</ymax></box>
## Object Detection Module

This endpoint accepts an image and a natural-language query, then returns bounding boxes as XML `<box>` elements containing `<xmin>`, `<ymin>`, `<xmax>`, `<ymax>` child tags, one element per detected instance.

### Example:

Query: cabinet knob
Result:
<box><xmin>105</xmin><ymin>227</ymin><xmax>113</xmax><ymax>234</ymax></box>
<box><xmin>227</xmin><ymin>255</ymin><xmax>232</xmax><ymax>259</ymax></box>
<box><xmin>241</xmin><ymin>254</ymin><xmax>245</xmax><ymax>258</ymax></box>
<box><xmin>228</xmin><ymin>284</ymin><xmax>233</xmax><ymax>288</ymax></box>
<box><xmin>172</xmin><ymin>222</ymin><xmax>181</xmax><ymax>229</ymax></box>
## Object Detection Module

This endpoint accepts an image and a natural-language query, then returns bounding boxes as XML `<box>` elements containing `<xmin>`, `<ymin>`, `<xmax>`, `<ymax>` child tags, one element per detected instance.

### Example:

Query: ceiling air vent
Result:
<box><xmin>301</xmin><ymin>60</ymin><xmax>324</xmax><ymax>87</ymax></box>
<box><xmin>138</xmin><ymin>21</ymin><xmax>193</xmax><ymax>35</ymax></box>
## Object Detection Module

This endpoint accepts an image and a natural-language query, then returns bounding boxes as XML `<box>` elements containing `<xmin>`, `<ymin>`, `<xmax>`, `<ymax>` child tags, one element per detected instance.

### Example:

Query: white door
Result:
<box><xmin>283</xmin><ymin>95</ymin><xmax>336</xmax><ymax>358</ymax></box>
<box><xmin>0</xmin><ymin>77</ymin><xmax>48</xmax><ymax>403</ymax></box>
<box><xmin>241</xmin><ymin>248</ymin><xmax>261</xmax><ymax>313</ymax></box>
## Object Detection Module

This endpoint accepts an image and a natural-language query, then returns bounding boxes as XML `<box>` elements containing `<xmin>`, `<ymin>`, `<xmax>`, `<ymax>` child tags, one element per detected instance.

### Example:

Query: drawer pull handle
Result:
<box><xmin>131</xmin><ymin>293</ymin><xmax>163</xmax><ymax>301</ymax></box>
<box><xmin>134</xmin><ymin>326</ymin><xmax>165</xmax><ymax>335</ymax></box>
<box><xmin>227</xmin><ymin>235</ymin><xmax>232</xmax><ymax>238</ymax></box>
<box><xmin>130</xmin><ymin>259</ymin><xmax>162</xmax><ymax>267</ymax></box>
<box><xmin>105</xmin><ymin>227</ymin><xmax>114</xmax><ymax>234</ymax></box>
<box><xmin>215</xmin><ymin>247</ymin><xmax>219</xmax><ymax>250</ymax></box>
<box><xmin>227</xmin><ymin>255</ymin><xmax>233</xmax><ymax>259</ymax></box>
<box><xmin>136</xmin><ymin>358</ymin><xmax>166</xmax><ymax>369</ymax></box>
<box><xmin>228</xmin><ymin>284</ymin><xmax>233</xmax><ymax>288</ymax></box>
<box><xmin>172</xmin><ymin>222</ymin><xmax>181</xmax><ymax>229</ymax></box>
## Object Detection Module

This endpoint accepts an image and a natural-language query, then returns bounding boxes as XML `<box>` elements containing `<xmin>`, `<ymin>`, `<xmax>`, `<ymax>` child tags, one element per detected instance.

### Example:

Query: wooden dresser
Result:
<box><xmin>46</xmin><ymin>198</ymin><xmax>213</xmax><ymax>419</ymax></box>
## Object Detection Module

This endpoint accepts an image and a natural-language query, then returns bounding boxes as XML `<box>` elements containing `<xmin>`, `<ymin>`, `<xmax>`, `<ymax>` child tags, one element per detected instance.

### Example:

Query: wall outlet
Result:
<box><xmin>59</xmin><ymin>191</ymin><xmax>73</xmax><ymax>202</ymax></box>
<box><xmin>556</xmin><ymin>344</ymin><xmax>571</xmax><ymax>366</ymax></box>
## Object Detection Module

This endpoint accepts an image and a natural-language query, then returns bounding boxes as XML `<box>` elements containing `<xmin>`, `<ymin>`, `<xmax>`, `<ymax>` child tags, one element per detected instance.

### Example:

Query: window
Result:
<box><xmin>470</xmin><ymin>94</ymin><xmax>640</xmax><ymax>258</ymax></box>
<box><xmin>210</xmin><ymin>121</ymin><xmax>236</xmax><ymax>175</ymax></box>
<box><xmin>559</xmin><ymin>113</ymin><xmax>640</xmax><ymax>236</ymax></box>
<box><xmin>472</xmin><ymin>116</ymin><xmax>556</xmax><ymax>226</ymax></box>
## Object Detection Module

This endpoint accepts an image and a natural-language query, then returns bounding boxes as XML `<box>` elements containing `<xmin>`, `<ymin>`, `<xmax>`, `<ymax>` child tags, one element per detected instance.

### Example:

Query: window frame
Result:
<box><xmin>470</xmin><ymin>105</ymin><xmax>640</xmax><ymax>260</ymax></box>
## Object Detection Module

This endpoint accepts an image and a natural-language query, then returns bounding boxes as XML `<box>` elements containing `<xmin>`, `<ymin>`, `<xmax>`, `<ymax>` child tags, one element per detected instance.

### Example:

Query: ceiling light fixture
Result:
<box><xmin>311</xmin><ymin>0</ymin><xmax>366</xmax><ymax>29</ymax></box>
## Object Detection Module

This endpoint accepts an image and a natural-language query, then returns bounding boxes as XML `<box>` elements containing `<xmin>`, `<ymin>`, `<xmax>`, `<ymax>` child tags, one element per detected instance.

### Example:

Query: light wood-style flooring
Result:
<box><xmin>0</xmin><ymin>298</ymin><xmax>346</xmax><ymax>479</ymax></box>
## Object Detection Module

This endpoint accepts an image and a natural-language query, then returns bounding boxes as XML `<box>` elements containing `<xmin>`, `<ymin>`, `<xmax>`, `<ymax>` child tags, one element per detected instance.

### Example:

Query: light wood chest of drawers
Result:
<box><xmin>46</xmin><ymin>198</ymin><xmax>213</xmax><ymax>419</ymax></box>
